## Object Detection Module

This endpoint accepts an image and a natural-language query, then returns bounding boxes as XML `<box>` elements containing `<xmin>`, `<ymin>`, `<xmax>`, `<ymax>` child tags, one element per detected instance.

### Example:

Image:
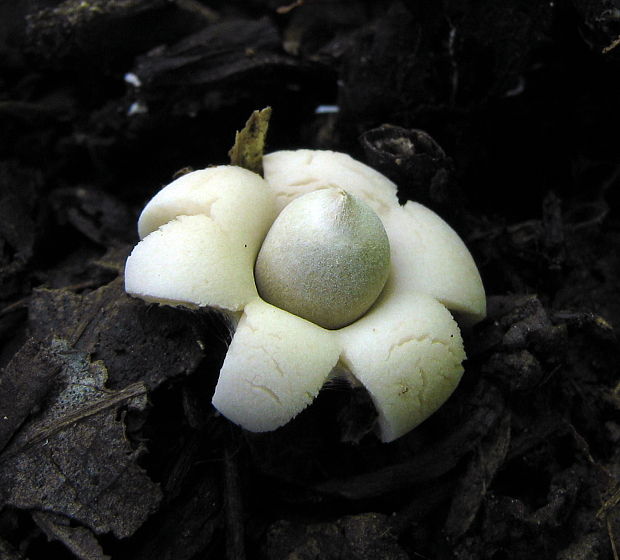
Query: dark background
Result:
<box><xmin>0</xmin><ymin>1</ymin><xmax>619</xmax><ymax>559</ymax></box>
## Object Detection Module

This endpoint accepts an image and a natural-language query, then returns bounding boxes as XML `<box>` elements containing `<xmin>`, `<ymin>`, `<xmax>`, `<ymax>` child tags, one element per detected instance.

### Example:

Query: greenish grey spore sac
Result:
<box><xmin>254</xmin><ymin>188</ymin><xmax>391</xmax><ymax>330</ymax></box>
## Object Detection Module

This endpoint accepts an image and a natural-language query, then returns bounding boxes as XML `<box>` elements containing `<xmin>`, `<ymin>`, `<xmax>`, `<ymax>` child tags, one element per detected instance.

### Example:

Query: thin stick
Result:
<box><xmin>224</xmin><ymin>446</ymin><xmax>246</xmax><ymax>560</ymax></box>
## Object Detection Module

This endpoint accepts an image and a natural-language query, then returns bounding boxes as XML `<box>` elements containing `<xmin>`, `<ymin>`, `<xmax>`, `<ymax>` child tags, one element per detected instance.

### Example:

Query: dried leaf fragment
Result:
<box><xmin>228</xmin><ymin>107</ymin><xmax>272</xmax><ymax>175</ymax></box>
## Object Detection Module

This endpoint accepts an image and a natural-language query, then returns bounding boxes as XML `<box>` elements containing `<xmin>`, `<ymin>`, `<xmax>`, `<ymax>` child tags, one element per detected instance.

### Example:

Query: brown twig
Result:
<box><xmin>224</xmin><ymin>445</ymin><xmax>246</xmax><ymax>560</ymax></box>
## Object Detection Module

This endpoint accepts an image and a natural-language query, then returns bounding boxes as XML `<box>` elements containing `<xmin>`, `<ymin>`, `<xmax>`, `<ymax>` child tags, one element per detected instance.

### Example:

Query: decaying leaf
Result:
<box><xmin>0</xmin><ymin>267</ymin><xmax>216</xmax><ymax>554</ymax></box>
<box><xmin>0</xmin><ymin>339</ymin><xmax>160</xmax><ymax>538</ymax></box>
<box><xmin>129</xmin><ymin>470</ymin><xmax>221</xmax><ymax>560</ymax></box>
<box><xmin>28</xmin><ymin>276</ymin><xmax>205</xmax><ymax>389</ymax></box>
<box><xmin>0</xmin><ymin>337</ymin><xmax>61</xmax><ymax>452</ymax></box>
<box><xmin>33</xmin><ymin>510</ymin><xmax>111</xmax><ymax>560</ymax></box>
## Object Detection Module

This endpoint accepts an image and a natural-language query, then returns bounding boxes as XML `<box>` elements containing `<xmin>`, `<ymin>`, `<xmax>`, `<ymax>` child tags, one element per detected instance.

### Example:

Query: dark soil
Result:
<box><xmin>0</xmin><ymin>1</ymin><xmax>619</xmax><ymax>559</ymax></box>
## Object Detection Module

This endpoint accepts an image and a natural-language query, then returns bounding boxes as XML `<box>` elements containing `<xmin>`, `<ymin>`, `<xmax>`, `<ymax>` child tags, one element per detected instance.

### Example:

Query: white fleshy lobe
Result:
<box><xmin>382</xmin><ymin>201</ymin><xmax>486</xmax><ymax>327</ymax></box>
<box><xmin>212</xmin><ymin>299</ymin><xmax>341</xmax><ymax>432</ymax></box>
<box><xmin>337</xmin><ymin>290</ymin><xmax>466</xmax><ymax>443</ymax></box>
<box><xmin>137</xmin><ymin>166</ymin><xmax>277</xmax><ymax>254</ymax></box>
<box><xmin>263</xmin><ymin>150</ymin><xmax>400</xmax><ymax>214</ymax></box>
<box><xmin>125</xmin><ymin>214</ymin><xmax>258</xmax><ymax>311</ymax></box>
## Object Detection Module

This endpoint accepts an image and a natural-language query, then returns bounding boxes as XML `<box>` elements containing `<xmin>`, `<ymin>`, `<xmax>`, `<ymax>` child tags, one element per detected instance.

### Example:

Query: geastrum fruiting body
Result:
<box><xmin>124</xmin><ymin>150</ymin><xmax>486</xmax><ymax>442</ymax></box>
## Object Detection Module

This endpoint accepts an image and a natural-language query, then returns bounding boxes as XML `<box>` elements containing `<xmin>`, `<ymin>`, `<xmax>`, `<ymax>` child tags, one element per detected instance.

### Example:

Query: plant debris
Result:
<box><xmin>228</xmin><ymin>107</ymin><xmax>272</xmax><ymax>176</ymax></box>
<box><xmin>0</xmin><ymin>338</ymin><xmax>159</xmax><ymax>538</ymax></box>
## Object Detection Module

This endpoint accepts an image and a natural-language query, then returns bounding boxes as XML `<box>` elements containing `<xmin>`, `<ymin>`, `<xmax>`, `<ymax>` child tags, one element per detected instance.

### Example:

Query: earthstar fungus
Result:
<box><xmin>124</xmin><ymin>150</ymin><xmax>486</xmax><ymax>442</ymax></box>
